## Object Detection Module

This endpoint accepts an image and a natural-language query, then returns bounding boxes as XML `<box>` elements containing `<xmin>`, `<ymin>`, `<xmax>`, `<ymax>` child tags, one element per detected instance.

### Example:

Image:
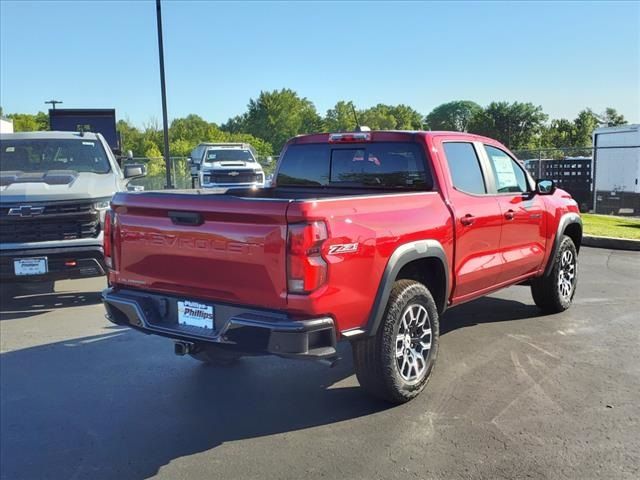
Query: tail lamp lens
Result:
<box><xmin>287</xmin><ymin>221</ymin><xmax>328</xmax><ymax>293</ymax></box>
<box><xmin>103</xmin><ymin>209</ymin><xmax>113</xmax><ymax>268</ymax></box>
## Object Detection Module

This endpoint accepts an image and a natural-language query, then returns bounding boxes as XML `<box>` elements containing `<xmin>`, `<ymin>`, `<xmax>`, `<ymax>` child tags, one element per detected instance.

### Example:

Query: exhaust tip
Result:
<box><xmin>174</xmin><ymin>341</ymin><xmax>194</xmax><ymax>356</ymax></box>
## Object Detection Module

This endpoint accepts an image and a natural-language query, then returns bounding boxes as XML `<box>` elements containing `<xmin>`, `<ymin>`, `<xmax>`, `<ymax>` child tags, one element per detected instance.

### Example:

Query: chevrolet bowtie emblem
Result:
<box><xmin>228</xmin><ymin>171</ymin><xmax>240</xmax><ymax>176</ymax></box>
<box><xmin>8</xmin><ymin>205</ymin><xmax>45</xmax><ymax>217</ymax></box>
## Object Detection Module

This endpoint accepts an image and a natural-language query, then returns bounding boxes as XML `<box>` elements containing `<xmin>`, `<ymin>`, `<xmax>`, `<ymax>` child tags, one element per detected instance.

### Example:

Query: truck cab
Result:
<box><xmin>188</xmin><ymin>143</ymin><xmax>265</xmax><ymax>189</ymax></box>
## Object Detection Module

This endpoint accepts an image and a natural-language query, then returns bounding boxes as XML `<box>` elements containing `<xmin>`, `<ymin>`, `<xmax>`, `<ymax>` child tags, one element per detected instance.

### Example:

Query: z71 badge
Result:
<box><xmin>328</xmin><ymin>243</ymin><xmax>359</xmax><ymax>254</ymax></box>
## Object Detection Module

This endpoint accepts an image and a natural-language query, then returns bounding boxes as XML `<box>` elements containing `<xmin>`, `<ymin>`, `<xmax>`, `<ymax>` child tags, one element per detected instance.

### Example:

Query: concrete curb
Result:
<box><xmin>583</xmin><ymin>235</ymin><xmax>640</xmax><ymax>251</ymax></box>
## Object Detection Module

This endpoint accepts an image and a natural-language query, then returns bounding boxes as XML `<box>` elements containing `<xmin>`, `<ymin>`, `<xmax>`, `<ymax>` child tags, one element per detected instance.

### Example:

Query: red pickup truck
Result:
<box><xmin>102</xmin><ymin>130</ymin><xmax>582</xmax><ymax>403</ymax></box>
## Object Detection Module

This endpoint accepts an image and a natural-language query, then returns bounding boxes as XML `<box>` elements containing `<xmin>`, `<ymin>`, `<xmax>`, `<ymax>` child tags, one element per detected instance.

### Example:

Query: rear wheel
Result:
<box><xmin>351</xmin><ymin>279</ymin><xmax>439</xmax><ymax>404</ymax></box>
<box><xmin>190</xmin><ymin>346</ymin><xmax>242</xmax><ymax>366</ymax></box>
<box><xmin>531</xmin><ymin>235</ymin><xmax>578</xmax><ymax>313</ymax></box>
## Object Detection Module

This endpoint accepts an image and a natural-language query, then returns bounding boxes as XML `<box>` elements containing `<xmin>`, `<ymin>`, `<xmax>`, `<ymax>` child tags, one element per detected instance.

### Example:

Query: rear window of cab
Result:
<box><xmin>276</xmin><ymin>142</ymin><xmax>433</xmax><ymax>190</ymax></box>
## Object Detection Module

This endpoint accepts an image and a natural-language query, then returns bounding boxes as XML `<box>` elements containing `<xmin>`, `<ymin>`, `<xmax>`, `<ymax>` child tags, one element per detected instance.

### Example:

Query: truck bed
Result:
<box><xmin>108</xmin><ymin>187</ymin><xmax>450</xmax><ymax>323</ymax></box>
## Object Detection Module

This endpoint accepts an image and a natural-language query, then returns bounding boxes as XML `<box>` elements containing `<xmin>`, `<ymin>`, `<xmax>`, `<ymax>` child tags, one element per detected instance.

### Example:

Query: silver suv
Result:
<box><xmin>0</xmin><ymin>131</ymin><xmax>145</xmax><ymax>283</ymax></box>
<box><xmin>189</xmin><ymin>143</ymin><xmax>265</xmax><ymax>189</ymax></box>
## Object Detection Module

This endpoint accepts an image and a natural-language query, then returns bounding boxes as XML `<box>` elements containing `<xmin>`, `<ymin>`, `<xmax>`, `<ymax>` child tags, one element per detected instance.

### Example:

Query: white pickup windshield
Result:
<box><xmin>0</xmin><ymin>138</ymin><xmax>111</xmax><ymax>174</ymax></box>
<box><xmin>204</xmin><ymin>149</ymin><xmax>254</xmax><ymax>163</ymax></box>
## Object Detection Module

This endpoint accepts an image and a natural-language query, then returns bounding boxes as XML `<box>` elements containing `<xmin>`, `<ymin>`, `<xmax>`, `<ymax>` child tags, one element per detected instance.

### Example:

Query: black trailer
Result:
<box><xmin>49</xmin><ymin>108</ymin><xmax>121</xmax><ymax>155</ymax></box>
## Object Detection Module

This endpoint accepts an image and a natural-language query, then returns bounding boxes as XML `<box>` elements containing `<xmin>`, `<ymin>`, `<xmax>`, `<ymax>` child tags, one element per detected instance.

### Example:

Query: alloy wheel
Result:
<box><xmin>558</xmin><ymin>249</ymin><xmax>576</xmax><ymax>300</ymax></box>
<box><xmin>395</xmin><ymin>304</ymin><xmax>432</xmax><ymax>383</ymax></box>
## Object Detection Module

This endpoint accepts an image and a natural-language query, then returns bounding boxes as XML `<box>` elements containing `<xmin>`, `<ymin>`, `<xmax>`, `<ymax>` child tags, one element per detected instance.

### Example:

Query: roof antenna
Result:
<box><xmin>351</xmin><ymin>103</ymin><xmax>370</xmax><ymax>132</ymax></box>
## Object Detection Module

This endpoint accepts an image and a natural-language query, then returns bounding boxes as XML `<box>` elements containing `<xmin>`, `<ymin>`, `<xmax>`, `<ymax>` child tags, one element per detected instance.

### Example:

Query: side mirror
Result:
<box><xmin>536</xmin><ymin>179</ymin><xmax>555</xmax><ymax>195</ymax></box>
<box><xmin>124</xmin><ymin>163</ymin><xmax>147</xmax><ymax>179</ymax></box>
<box><xmin>127</xmin><ymin>150</ymin><xmax>134</xmax><ymax>160</ymax></box>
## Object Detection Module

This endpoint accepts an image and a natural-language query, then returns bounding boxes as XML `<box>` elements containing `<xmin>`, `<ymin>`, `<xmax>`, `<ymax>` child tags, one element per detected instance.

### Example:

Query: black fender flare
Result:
<box><xmin>543</xmin><ymin>212</ymin><xmax>582</xmax><ymax>277</ymax></box>
<box><xmin>361</xmin><ymin>240</ymin><xmax>449</xmax><ymax>337</ymax></box>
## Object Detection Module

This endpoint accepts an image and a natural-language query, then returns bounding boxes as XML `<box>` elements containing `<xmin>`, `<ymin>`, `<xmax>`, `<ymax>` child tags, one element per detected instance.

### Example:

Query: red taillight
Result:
<box><xmin>328</xmin><ymin>132</ymin><xmax>371</xmax><ymax>143</ymax></box>
<box><xmin>103</xmin><ymin>209</ymin><xmax>113</xmax><ymax>268</ymax></box>
<box><xmin>287</xmin><ymin>221</ymin><xmax>328</xmax><ymax>293</ymax></box>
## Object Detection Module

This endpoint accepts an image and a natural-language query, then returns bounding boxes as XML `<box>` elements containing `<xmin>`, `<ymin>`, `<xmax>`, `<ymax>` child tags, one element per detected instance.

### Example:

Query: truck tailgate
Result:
<box><xmin>110</xmin><ymin>192</ymin><xmax>289</xmax><ymax>309</ymax></box>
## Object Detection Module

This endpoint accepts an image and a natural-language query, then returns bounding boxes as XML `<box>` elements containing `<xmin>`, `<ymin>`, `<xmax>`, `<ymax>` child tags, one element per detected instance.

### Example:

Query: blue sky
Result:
<box><xmin>1</xmin><ymin>0</ymin><xmax>638</xmax><ymax>127</ymax></box>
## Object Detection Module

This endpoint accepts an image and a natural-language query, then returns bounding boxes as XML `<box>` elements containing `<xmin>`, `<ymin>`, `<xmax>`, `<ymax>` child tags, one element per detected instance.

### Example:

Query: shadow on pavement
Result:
<box><xmin>0</xmin><ymin>333</ymin><xmax>388</xmax><ymax>480</ymax></box>
<box><xmin>0</xmin><ymin>286</ymin><xmax>544</xmax><ymax>479</ymax></box>
<box><xmin>441</xmin><ymin>295</ymin><xmax>542</xmax><ymax>334</ymax></box>
<box><xmin>0</xmin><ymin>284</ymin><xmax>103</xmax><ymax>320</ymax></box>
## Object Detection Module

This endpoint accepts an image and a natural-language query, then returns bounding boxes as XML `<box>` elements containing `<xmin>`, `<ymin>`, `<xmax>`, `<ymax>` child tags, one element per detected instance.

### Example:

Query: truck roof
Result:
<box><xmin>290</xmin><ymin>130</ymin><xmax>504</xmax><ymax>145</ymax></box>
<box><xmin>196</xmin><ymin>142</ymin><xmax>247</xmax><ymax>146</ymax></box>
<box><xmin>593</xmin><ymin>124</ymin><xmax>639</xmax><ymax>135</ymax></box>
<box><xmin>0</xmin><ymin>131</ymin><xmax>101</xmax><ymax>141</ymax></box>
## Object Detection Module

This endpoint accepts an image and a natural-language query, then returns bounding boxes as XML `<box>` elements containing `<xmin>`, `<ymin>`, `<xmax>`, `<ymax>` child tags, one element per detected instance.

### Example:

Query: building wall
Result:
<box><xmin>0</xmin><ymin>117</ymin><xmax>14</xmax><ymax>133</ymax></box>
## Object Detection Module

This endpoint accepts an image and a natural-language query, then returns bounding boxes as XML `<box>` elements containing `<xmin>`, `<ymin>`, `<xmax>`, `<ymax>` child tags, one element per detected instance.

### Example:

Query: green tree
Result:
<box><xmin>117</xmin><ymin>119</ymin><xmax>144</xmax><ymax>155</ymax></box>
<box><xmin>169</xmin><ymin>138</ymin><xmax>193</xmax><ymax>157</ymax></box>
<box><xmin>170</xmin><ymin>114</ymin><xmax>217</xmax><ymax>143</ymax></box>
<box><xmin>469</xmin><ymin>101</ymin><xmax>548</xmax><ymax>149</ymax></box>
<box><xmin>539</xmin><ymin>118</ymin><xmax>576</xmax><ymax>148</ymax></box>
<box><xmin>220</xmin><ymin>113</ymin><xmax>248</xmax><ymax>134</ymax></box>
<box><xmin>572</xmin><ymin>109</ymin><xmax>601</xmax><ymax>147</ymax></box>
<box><xmin>167</xmin><ymin>115</ymin><xmax>273</xmax><ymax>158</ymax></box>
<box><xmin>538</xmin><ymin>107</ymin><xmax>626</xmax><ymax>149</ymax></box>
<box><xmin>224</xmin><ymin>132</ymin><xmax>273</xmax><ymax>158</ymax></box>
<box><xmin>227</xmin><ymin>89</ymin><xmax>323</xmax><ymax>153</ymax></box>
<box><xmin>425</xmin><ymin>100</ymin><xmax>482</xmax><ymax>132</ymax></box>
<box><xmin>358</xmin><ymin>104</ymin><xmax>424</xmax><ymax>130</ymax></box>
<box><xmin>600</xmin><ymin>107</ymin><xmax>626</xmax><ymax>127</ymax></box>
<box><xmin>7</xmin><ymin>112</ymin><xmax>49</xmax><ymax>131</ymax></box>
<box><xmin>325</xmin><ymin>101</ymin><xmax>358</xmax><ymax>132</ymax></box>
<box><xmin>388</xmin><ymin>104</ymin><xmax>425</xmax><ymax>130</ymax></box>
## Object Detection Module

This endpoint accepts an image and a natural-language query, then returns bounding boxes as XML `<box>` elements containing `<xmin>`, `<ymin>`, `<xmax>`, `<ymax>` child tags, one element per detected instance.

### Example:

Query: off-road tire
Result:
<box><xmin>190</xmin><ymin>346</ymin><xmax>242</xmax><ymax>366</ymax></box>
<box><xmin>531</xmin><ymin>235</ymin><xmax>578</xmax><ymax>313</ymax></box>
<box><xmin>351</xmin><ymin>279</ymin><xmax>439</xmax><ymax>404</ymax></box>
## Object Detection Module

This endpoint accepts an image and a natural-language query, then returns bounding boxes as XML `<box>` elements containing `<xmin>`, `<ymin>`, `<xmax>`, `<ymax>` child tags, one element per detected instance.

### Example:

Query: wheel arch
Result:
<box><xmin>364</xmin><ymin>240</ymin><xmax>449</xmax><ymax>336</ymax></box>
<box><xmin>544</xmin><ymin>212</ymin><xmax>582</xmax><ymax>277</ymax></box>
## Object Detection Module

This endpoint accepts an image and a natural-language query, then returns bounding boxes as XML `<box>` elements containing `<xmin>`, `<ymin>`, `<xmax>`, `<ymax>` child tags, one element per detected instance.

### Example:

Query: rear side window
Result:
<box><xmin>277</xmin><ymin>142</ymin><xmax>432</xmax><ymax>190</ymax></box>
<box><xmin>443</xmin><ymin>142</ymin><xmax>486</xmax><ymax>195</ymax></box>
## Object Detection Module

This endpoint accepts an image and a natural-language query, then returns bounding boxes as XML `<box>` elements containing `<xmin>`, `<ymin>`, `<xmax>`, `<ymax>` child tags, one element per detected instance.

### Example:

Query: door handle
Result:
<box><xmin>460</xmin><ymin>214</ymin><xmax>475</xmax><ymax>226</ymax></box>
<box><xmin>504</xmin><ymin>209</ymin><xmax>515</xmax><ymax>221</ymax></box>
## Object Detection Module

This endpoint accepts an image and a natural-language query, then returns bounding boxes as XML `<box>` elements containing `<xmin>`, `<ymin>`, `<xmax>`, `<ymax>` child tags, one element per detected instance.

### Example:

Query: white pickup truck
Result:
<box><xmin>0</xmin><ymin>131</ymin><xmax>145</xmax><ymax>283</ymax></box>
<box><xmin>188</xmin><ymin>143</ymin><xmax>265</xmax><ymax>189</ymax></box>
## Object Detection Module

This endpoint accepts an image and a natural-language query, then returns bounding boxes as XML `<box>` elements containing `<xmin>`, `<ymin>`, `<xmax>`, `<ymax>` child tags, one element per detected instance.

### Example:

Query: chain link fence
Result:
<box><xmin>123</xmin><ymin>157</ymin><xmax>191</xmax><ymax>190</ymax></box>
<box><xmin>120</xmin><ymin>146</ymin><xmax>638</xmax><ymax>216</ymax></box>
<box><xmin>514</xmin><ymin>145</ymin><xmax>640</xmax><ymax>215</ymax></box>
<box><xmin>122</xmin><ymin>155</ymin><xmax>275</xmax><ymax>191</ymax></box>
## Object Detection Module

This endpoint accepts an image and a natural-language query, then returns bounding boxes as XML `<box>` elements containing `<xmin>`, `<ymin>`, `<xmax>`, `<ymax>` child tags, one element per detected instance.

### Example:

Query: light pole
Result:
<box><xmin>155</xmin><ymin>0</ymin><xmax>173</xmax><ymax>189</ymax></box>
<box><xmin>45</xmin><ymin>100</ymin><xmax>63</xmax><ymax>110</ymax></box>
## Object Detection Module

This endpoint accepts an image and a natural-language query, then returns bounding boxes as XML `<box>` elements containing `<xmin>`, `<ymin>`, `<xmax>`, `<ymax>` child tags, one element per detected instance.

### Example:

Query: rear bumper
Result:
<box><xmin>0</xmin><ymin>245</ymin><xmax>105</xmax><ymax>282</ymax></box>
<box><xmin>102</xmin><ymin>288</ymin><xmax>337</xmax><ymax>360</ymax></box>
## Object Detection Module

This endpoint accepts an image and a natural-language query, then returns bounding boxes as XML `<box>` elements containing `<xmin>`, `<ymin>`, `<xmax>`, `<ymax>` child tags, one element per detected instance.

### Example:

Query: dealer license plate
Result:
<box><xmin>14</xmin><ymin>257</ymin><xmax>48</xmax><ymax>276</ymax></box>
<box><xmin>177</xmin><ymin>300</ymin><xmax>214</xmax><ymax>330</ymax></box>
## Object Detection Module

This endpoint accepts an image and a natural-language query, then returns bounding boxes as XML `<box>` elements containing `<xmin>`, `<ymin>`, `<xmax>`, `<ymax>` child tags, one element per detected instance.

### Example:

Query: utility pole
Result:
<box><xmin>155</xmin><ymin>0</ymin><xmax>173</xmax><ymax>189</ymax></box>
<box><xmin>45</xmin><ymin>100</ymin><xmax>63</xmax><ymax>110</ymax></box>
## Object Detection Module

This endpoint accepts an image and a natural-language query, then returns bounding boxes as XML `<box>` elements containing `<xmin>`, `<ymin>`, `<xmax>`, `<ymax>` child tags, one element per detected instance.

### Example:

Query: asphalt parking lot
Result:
<box><xmin>1</xmin><ymin>247</ymin><xmax>638</xmax><ymax>480</ymax></box>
